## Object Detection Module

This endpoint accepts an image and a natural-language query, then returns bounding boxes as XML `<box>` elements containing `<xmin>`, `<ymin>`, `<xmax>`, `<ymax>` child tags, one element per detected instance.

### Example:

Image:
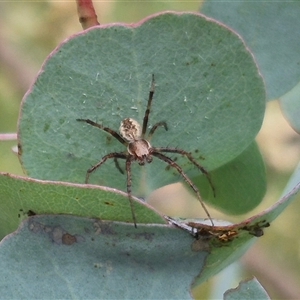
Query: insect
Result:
<box><xmin>241</xmin><ymin>220</ymin><xmax>270</xmax><ymax>237</ymax></box>
<box><xmin>166</xmin><ymin>216</ymin><xmax>238</xmax><ymax>245</ymax></box>
<box><xmin>77</xmin><ymin>74</ymin><xmax>215</xmax><ymax>227</ymax></box>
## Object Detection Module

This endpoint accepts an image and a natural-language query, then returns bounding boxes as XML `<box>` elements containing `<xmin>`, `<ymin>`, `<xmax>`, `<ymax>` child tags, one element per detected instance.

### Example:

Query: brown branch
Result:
<box><xmin>76</xmin><ymin>0</ymin><xmax>100</xmax><ymax>30</ymax></box>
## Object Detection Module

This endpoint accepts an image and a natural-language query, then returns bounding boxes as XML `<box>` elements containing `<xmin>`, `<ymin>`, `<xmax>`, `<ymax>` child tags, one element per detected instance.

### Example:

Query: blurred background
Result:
<box><xmin>0</xmin><ymin>1</ymin><xmax>300</xmax><ymax>299</ymax></box>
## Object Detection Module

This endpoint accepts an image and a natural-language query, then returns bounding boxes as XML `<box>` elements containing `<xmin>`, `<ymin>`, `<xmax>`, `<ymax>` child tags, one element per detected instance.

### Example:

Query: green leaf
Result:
<box><xmin>201</xmin><ymin>1</ymin><xmax>300</xmax><ymax>100</ymax></box>
<box><xmin>0</xmin><ymin>215</ymin><xmax>206</xmax><ymax>299</ymax></box>
<box><xmin>1</xmin><ymin>172</ymin><xmax>298</xmax><ymax>297</ymax></box>
<box><xmin>194</xmin><ymin>141</ymin><xmax>266</xmax><ymax>214</ymax></box>
<box><xmin>264</xmin><ymin>178</ymin><xmax>300</xmax><ymax>224</ymax></box>
<box><xmin>224</xmin><ymin>277</ymin><xmax>270</xmax><ymax>300</ymax></box>
<box><xmin>18</xmin><ymin>12</ymin><xmax>265</xmax><ymax>215</ymax></box>
<box><xmin>280</xmin><ymin>81</ymin><xmax>300</xmax><ymax>133</ymax></box>
<box><xmin>0</xmin><ymin>173</ymin><xmax>165</xmax><ymax>239</ymax></box>
<box><xmin>191</xmin><ymin>177</ymin><xmax>300</xmax><ymax>288</ymax></box>
<box><xmin>280</xmin><ymin>163</ymin><xmax>300</xmax><ymax>201</ymax></box>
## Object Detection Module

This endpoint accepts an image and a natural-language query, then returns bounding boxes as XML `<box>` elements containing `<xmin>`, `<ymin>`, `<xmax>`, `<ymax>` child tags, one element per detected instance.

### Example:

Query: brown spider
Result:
<box><xmin>77</xmin><ymin>74</ymin><xmax>215</xmax><ymax>227</ymax></box>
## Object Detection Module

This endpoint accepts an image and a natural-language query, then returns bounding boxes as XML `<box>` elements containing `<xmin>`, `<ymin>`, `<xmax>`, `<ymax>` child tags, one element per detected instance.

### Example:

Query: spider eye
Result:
<box><xmin>120</xmin><ymin>118</ymin><xmax>141</xmax><ymax>141</ymax></box>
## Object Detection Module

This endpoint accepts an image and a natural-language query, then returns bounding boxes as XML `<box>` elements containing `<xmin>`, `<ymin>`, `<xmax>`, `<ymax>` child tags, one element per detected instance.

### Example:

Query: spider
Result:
<box><xmin>77</xmin><ymin>74</ymin><xmax>215</xmax><ymax>227</ymax></box>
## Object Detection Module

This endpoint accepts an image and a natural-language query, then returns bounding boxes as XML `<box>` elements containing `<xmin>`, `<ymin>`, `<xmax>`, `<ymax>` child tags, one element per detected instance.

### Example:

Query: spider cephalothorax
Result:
<box><xmin>77</xmin><ymin>74</ymin><xmax>215</xmax><ymax>227</ymax></box>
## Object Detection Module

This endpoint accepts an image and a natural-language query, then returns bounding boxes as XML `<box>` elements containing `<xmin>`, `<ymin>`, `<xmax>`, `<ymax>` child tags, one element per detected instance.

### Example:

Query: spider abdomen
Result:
<box><xmin>128</xmin><ymin>139</ymin><xmax>152</xmax><ymax>165</ymax></box>
<box><xmin>120</xmin><ymin>118</ymin><xmax>142</xmax><ymax>142</ymax></box>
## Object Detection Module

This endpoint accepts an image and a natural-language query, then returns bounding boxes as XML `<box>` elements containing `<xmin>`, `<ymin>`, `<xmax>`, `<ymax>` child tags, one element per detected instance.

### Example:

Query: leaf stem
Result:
<box><xmin>76</xmin><ymin>0</ymin><xmax>100</xmax><ymax>30</ymax></box>
<box><xmin>0</xmin><ymin>133</ymin><xmax>17</xmax><ymax>141</ymax></box>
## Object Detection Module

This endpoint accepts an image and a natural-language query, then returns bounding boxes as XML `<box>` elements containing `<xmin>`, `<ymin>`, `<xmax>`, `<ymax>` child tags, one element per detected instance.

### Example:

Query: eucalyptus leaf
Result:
<box><xmin>224</xmin><ymin>277</ymin><xmax>270</xmax><ymax>300</ymax></box>
<box><xmin>280</xmin><ymin>81</ymin><xmax>300</xmax><ymax>133</ymax></box>
<box><xmin>18</xmin><ymin>12</ymin><xmax>265</xmax><ymax>213</ymax></box>
<box><xmin>201</xmin><ymin>1</ymin><xmax>300</xmax><ymax>100</ymax></box>
<box><xmin>0</xmin><ymin>173</ymin><xmax>164</xmax><ymax>240</ymax></box>
<box><xmin>191</xmin><ymin>178</ymin><xmax>300</xmax><ymax>287</ymax></box>
<box><xmin>1</xmin><ymin>171</ymin><xmax>299</xmax><ymax>297</ymax></box>
<box><xmin>193</xmin><ymin>141</ymin><xmax>266</xmax><ymax>214</ymax></box>
<box><xmin>0</xmin><ymin>215</ymin><xmax>206</xmax><ymax>299</ymax></box>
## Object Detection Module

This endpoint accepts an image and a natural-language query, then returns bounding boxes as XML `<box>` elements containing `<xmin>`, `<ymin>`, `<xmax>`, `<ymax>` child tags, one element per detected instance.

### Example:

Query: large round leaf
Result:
<box><xmin>18</xmin><ymin>12</ymin><xmax>265</xmax><ymax>208</ymax></box>
<box><xmin>0</xmin><ymin>214</ymin><xmax>271</xmax><ymax>298</ymax></box>
<box><xmin>201</xmin><ymin>1</ymin><xmax>300</xmax><ymax>100</ymax></box>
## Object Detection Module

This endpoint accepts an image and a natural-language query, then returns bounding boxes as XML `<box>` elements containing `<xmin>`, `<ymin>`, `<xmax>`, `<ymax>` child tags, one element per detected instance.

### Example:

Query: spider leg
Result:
<box><xmin>147</xmin><ymin>121</ymin><xmax>168</xmax><ymax>141</ymax></box>
<box><xmin>85</xmin><ymin>152</ymin><xmax>137</xmax><ymax>227</ymax></box>
<box><xmin>154</xmin><ymin>147</ymin><xmax>216</xmax><ymax>197</ymax></box>
<box><xmin>85</xmin><ymin>152</ymin><xmax>127</xmax><ymax>183</ymax></box>
<box><xmin>141</xmin><ymin>74</ymin><xmax>155</xmax><ymax>137</ymax></box>
<box><xmin>125</xmin><ymin>156</ymin><xmax>138</xmax><ymax>228</ymax></box>
<box><xmin>77</xmin><ymin>118</ymin><xmax>127</xmax><ymax>146</ymax></box>
<box><xmin>152</xmin><ymin>151</ymin><xmax>214</xmax><ymax>226</ymax></box>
